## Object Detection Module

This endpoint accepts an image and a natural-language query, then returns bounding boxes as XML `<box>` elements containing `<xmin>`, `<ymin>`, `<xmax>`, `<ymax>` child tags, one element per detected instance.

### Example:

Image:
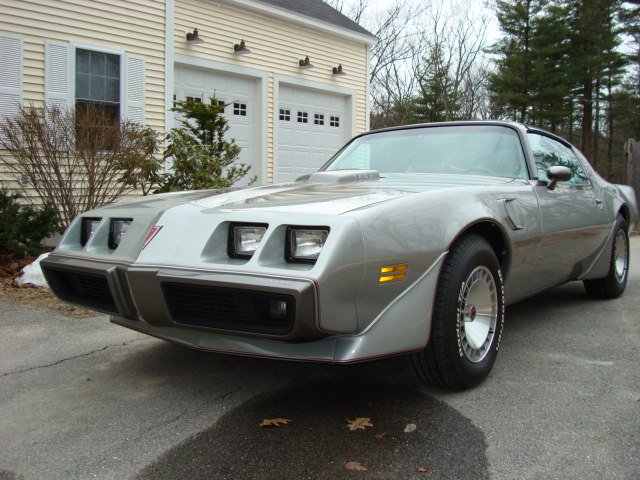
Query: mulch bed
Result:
<box><xmin>0</xmin><ymin>253</ymin><xmax>97</xmax><ymax>318</ymax></box>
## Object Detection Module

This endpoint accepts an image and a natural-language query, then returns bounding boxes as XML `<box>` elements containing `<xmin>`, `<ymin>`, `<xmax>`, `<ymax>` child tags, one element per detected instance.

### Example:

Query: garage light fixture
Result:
<box><xmin>298</xmin><ymin>56</ymin><xmax>314</xmax><ymax>69</ymax></box>
<box><xmin>234</xmin><ymin>39</ymin><xmax>251</xmax><ymax>54</ymax></box>
<box><xmin>186</xmin><ymin>28</ymin><xmax>204</xmax><ymax>45</ymax></box>
<box><xmin>332</xmin><ymin>64</ymin><xmax>346</xmax><ymax>76</ymax></box>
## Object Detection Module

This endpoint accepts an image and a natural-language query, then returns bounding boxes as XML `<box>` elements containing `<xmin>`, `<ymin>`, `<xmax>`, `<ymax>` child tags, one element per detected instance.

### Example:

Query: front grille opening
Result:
<box><xmin>42</xmin><ymin>267</ymin><xmax>117</xmax><ymax>314</ymax></box>
<box><xmin>163</xmin><ymin>283</ymin><xmax>295</xmax><ymax>335</ymax></box>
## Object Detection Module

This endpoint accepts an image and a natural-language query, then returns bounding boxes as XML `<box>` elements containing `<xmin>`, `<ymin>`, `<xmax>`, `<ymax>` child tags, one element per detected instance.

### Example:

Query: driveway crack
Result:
<box><xmin>1</xmin><ymin>337</ymin><xmax>151</xmax><ymax>377</ymax></box>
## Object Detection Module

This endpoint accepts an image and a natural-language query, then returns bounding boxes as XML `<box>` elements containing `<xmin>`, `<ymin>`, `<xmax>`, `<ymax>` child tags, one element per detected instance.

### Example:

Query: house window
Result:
<box><xmin>233</xmin><ymin>102</ymin><xmax>247</xmax><ymax>116</ymax></box>
<box><xmin>279</xmin><ymin>108</ymin><xmax>291</xmax><ymax>121</ymax></box>
<box><xmin>314</xmin><ymin>113</ymin><xmax>325</xmax><ymax>126</ymax></box>
<box><xmin>75</xmin><ymin>48</ymin><xmax>120</xmax><ymax>122</ymax></box>
<box><xmin>185</xmin><ymin>96</ymin><xmax>202</xmax><ymax>103</ymax></box>
<box><xmin>330</xmin><ymin>116</ymin><xmax>340</xmax><ymax>127</ymax></box>
<box><xmin>297</xmin><ymin>111</ymin><xmax>308</xmax><ymax>123</ymax></box>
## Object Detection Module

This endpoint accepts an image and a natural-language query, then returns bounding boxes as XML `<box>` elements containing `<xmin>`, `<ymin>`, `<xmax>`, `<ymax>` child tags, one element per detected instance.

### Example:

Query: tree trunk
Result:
<box><xmin>581</xmin><ymin>80</ymin><xmax>593</xmax><ymax>161</ymax></box>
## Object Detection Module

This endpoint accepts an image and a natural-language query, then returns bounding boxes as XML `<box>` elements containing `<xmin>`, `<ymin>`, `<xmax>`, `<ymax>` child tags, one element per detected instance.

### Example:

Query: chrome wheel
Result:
<box><xmin>614</xmin><ymin>229</ymin><xmax>628</xmax><ymax>283</ymax></box>
<box><xmin>458</xmin><ymin>266</ymin><xmax>498</xmax><ymax>363</ymax></box>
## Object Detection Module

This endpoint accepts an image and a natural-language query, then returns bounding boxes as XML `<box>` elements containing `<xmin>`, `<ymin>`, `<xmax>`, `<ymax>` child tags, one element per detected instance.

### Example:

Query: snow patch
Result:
<box><xmin>15</xmin><ymin>253</ymin><xmax>50</xmax><ymax>288</ymax></box>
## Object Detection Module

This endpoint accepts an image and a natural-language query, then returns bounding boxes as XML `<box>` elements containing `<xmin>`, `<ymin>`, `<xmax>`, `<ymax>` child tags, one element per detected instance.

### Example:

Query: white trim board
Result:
<box><xmin>164</xmin><ymin>0</ymin><xmax>175</xmax><ymax>137</ymax></box>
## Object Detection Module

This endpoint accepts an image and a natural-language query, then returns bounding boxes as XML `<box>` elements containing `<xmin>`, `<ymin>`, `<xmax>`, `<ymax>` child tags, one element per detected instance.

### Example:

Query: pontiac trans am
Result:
<box><xmin>41</xmin><ymin>121</ymin><xmax>637</xmax><ymax>390</ymax></box>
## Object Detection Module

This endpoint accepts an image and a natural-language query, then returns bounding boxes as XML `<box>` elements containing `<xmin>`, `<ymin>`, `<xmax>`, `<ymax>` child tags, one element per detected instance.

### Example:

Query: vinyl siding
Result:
<box><xmin>174</xmin><ymin>0</ymin><xmax>369</xmax><ymax>183</ymax></box>
<box><xmin>0</xmin><ymin>0</ymin><xmax>165</xmax><ymax>196</ymax></box>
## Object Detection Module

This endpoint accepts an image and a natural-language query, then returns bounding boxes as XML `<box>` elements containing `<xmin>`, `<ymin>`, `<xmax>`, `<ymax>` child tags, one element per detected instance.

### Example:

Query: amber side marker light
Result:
<box><xmin>379</xmin><ymin>264</ymin><xmax>408</xmax><ymax>283</ymax></box>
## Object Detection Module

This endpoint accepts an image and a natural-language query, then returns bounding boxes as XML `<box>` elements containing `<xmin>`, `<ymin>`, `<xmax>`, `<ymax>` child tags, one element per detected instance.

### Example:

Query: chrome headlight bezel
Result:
<box><xmin>108</xmin><ymin>218</ymin><xmax>133</xmax><ymax>249</ymax></box>
<box><xmin>80</xmin><ymin>217</ymin><xmax>102</xmax><ymax>247</ymax></box>
<box><xmin>286</xmin><ymin>227</ymin><xmax>330</xmax><ymax>264</ymax></box>
<box><xmin>228</xmin><ymin>223</ymin><xmax>268</xmax><ymax>259</ymax></box>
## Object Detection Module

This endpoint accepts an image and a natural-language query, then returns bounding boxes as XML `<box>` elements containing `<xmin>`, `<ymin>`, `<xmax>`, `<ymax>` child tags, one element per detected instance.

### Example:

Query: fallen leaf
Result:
<box><xmin>374</xmin><ymin>432</ymin><xmax>387</xmax><ymax>439</ymax></box>
<box><xmin>345</xmin><ymin>461</ymin><xmax>367</xmax><ymax>471</ymax></box>
<box><xmin>259</xmin><ymin>418</ymin><xmax>291</xmax><ymax>427</ymax></box>
<box><xmin>417</xmin><ymin>466</ymin><xmax>432</xmax><ymax>473</ymax></box>
<box><xmin>347</xmin><ymin>417</ymin><xmax>374</xmax><ymax>431</ymax></box>
<box><xmin>404</xmin><ymin>423</ymin><xmax>417</xmax><ymax>433</ymax></box>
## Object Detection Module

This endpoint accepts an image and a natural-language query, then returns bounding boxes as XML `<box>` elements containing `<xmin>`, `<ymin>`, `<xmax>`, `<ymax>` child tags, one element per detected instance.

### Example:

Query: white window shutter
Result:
<box><xmin>0</xmin><ymin>34</ymin><xmax>23</xmax><ymax>143</ymax></box>
<box><xmin>45</xmin><ymin>41</ymin><xmax>72</xmax><ymax>109</ymax></box>
<box><xmin>124</xmin><ymin>54</ymin><xmax>145</xmax><ymax>124</ymax></box>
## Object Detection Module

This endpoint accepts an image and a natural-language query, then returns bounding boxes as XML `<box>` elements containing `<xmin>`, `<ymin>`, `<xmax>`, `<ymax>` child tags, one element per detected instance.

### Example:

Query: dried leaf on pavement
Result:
<box><xmin>404</xmin><ymin>423</ymin><xmax>417</xmax><ymax>433</ymax></box>
<box><xmin>345</xmin><ymin>461</ymin><xmax>367</xmax><ymax>471</ymax></box>
<box><xmin>417</xmin><ymin>466</ymin><xmax>432</xmax><ymax>473</ymax></box>
<box><xmin>374</xmin><ymin>432</ymin><xmax>387</xmax><ymax>439</ymax></box>
<box><xmin>259</xmin><ymin>418</ymin><xmax>291</xmax><ymax>427</ymax></box>
<box><xmin>346</xmin><ymin>417</ymin><xmax>374</xmax><ymax>431</ymax></box>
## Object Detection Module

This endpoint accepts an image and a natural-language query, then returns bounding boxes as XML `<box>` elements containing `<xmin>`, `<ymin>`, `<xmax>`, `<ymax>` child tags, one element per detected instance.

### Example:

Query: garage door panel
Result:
<box><xmin>175</xmin><ymin>65</ymin><xmax>259</xmax><ymax>185</ymax></box>
<box><xmin>277</xmin><ymin>84</ymin><xmax>348</xmax><ymax>182</ymax></box>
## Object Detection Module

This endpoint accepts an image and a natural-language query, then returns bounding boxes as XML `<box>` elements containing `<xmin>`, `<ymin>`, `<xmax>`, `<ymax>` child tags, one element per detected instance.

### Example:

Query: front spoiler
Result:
<box><xmin>110</xmin><ymin>252</ymin><xmax>446</xmax><ymax>363</ymax></box>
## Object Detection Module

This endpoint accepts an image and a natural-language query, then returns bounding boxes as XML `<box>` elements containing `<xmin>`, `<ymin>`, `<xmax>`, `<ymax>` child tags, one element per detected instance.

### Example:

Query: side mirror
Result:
<box><xmin>545</xmin><ymin>166</ymin><xmax>572</xmax><ymax>190</ymax></box>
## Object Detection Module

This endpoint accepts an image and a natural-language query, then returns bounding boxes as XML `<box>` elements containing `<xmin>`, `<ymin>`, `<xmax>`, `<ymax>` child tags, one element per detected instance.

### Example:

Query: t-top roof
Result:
<box><xmin>256</xmin><ymin>0</ymin><xmax>374</xmax><ymax>38</ymax></box>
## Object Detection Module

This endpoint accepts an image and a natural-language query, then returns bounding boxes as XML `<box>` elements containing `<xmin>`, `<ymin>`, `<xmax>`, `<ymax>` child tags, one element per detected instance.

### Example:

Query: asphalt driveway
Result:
<box><xmin>1</xmin><ymin>238</ymin><xmax>638</xmax><ymax>479</ymax></box>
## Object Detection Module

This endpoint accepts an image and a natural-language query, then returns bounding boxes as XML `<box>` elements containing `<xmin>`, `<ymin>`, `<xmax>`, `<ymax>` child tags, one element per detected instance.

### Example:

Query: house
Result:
<box><xmin>0</xmin><ymin>0</ymin><xmax>375</xmax><ymax>188</ymax></box>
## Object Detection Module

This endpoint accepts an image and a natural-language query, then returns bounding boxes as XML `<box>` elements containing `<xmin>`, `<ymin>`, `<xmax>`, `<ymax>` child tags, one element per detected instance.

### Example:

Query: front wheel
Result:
<box><xmin>583</xmin><ymin>215</ymin><xmax>630</xmax><ymax>299</ymax></box>
<box><xmin>408</xmin><ymin>234</ymin><xmax>505</xmax><ymax>391</ymax></box>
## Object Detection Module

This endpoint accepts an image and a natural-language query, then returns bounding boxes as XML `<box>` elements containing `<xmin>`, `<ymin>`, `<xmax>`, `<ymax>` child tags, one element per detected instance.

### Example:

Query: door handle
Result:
<box><xmin>595</xmin><ymin>198</ymin><xmax>604</xmax><ymax>209</ymax></box>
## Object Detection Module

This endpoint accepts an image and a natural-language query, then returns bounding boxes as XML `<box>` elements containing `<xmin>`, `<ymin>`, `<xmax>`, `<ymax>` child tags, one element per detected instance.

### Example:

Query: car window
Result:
<box><xmin>322</xmin><ymin>125</ymin><xmax>529</xmax><ymax>179</ymax></box>
<box><xmin>527</xmin><ymin>133</ymin><xmax>590</xmax><ymax>185</ymax></box>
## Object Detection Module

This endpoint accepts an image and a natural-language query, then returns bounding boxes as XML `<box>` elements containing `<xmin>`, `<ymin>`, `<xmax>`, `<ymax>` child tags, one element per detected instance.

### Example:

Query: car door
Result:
<box><xmin>527</xmin><ymin>132</ymin><xmax>610</xmax><ymax>288</ymax></box>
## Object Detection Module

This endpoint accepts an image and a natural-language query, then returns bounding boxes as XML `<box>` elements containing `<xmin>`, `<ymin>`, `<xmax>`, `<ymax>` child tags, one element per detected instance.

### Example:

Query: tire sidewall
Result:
<box><xmin>442</xmin><ymin>239</ymin><xmax>505</xmax><ymax>388</ymax></box>
<box><xmin>607</xmin><ymin>216</ymin><xmax>630</xmax><ymax>295</ymax></box>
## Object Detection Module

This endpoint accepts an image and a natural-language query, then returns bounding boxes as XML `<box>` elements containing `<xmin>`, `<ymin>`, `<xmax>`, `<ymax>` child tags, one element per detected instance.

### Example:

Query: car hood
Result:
<box><xmin>95</xmin><ymin>172</ymin><xmax>521</xmax><ymax>217</ymax></box>
<box><xmin>187</xmin><ymin>173</ymin><xmax>521</xmax><ymax>215</ymax></box>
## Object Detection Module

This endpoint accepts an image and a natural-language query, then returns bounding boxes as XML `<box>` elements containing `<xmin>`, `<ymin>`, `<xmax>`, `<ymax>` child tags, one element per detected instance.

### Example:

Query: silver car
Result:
<box><xmin>41</xmin><ymin>121</ymin><xmax>637</xmax><ymax>390</ymax></box>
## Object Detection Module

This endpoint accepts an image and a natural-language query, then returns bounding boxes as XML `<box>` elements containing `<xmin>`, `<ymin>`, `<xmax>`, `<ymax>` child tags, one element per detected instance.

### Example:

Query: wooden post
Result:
<box><xmin>623</xmin><ymin>139</ymin><xmax>640</xmax><ymax>232</ymax></box>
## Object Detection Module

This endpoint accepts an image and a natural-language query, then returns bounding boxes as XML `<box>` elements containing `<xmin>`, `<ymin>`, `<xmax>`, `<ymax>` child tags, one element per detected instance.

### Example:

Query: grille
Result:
<box><xmin>163</xmin><ymin>283</ymin><xmax>295</xmax><ymax>335</ymax></box>
<box><xmin>42</xmin><ymin>267</ymin><xmax>117</xmax><ymax>313</ymax></box>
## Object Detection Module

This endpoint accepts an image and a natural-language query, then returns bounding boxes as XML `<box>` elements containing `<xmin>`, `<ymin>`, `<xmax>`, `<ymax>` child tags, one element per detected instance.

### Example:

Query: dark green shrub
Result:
<box><xmin>159</xmin><ymin>97</ymin><xmax>254</xmax><ymax>192</ymax></box>
<box><xmin>0</xmin><ymin>189</ymin><xmax>58</xmax><ymax>257</ymax></box>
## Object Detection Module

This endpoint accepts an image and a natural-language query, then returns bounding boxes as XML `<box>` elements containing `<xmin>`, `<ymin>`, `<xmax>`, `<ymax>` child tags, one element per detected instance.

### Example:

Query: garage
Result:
<box><xmin>174</xmin><ymin>65</ymin><xmax>261</xmax><ymax>183</ymax></box>
<box><xmin>276</xmin><ymin>84</ymin><xmax>350</xmax><ymax>182</ymax></box>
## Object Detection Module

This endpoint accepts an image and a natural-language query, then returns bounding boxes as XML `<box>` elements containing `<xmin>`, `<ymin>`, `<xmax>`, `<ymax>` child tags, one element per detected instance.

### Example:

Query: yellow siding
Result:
<box><xmin>0</xmin><ymin>0</ymin><xmax>166</xmax><ymax>131</ymax></box>
<box><xmin>174</xmin><ymin>0</ymin><xmax>370</xmax><ymax>175</ymax></box>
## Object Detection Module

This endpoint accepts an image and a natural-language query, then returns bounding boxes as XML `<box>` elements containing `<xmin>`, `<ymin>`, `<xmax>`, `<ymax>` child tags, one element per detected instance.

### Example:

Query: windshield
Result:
<box><xmin>322</xmin><ymin>125</ymin><xmax>529</xmax><ymax>179</ymax></box>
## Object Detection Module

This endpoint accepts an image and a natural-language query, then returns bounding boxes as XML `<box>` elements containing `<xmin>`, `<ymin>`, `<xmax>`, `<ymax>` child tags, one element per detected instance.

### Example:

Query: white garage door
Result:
<box><xmin>277</xmin><ymin>85</ymin><xmax>348</xmax><ymax>182</ymax></box>
<box><xmin>174</xmin><ymin>65</ymin><xmax>260</xmax><ymax>184</ymax></box>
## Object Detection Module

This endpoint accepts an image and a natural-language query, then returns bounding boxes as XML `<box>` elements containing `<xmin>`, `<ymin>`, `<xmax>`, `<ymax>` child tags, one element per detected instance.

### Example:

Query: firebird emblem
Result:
<box><xmin>142</xmin><ymin>226</ymin><xmax>163</xmax><ymax>249</ymax></box>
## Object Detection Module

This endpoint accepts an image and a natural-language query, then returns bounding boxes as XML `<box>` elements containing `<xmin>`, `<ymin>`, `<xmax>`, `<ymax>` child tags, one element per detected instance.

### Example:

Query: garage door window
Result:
<box><xmin>330</xmin><ymin>116</ymin><xmax>340</xmax><ymax>127</ymax></box>
<box><xmin>297</xmin><ymin>111</ymin><xmax>308</xmax><ymax>123</ymax></box>
<box><xmin>212</xmin><ymin>99</ymin><xmax>226</xmax><ymax>113</ymax></box>
<box><xmin>233</xmin><ymin>102</ymin><xmax>247</xmax><ymax>116</ymax></box>
<box><xmin>314</xmin><ymin>113</ymin><xmax>324</xmax><ymax>126</ymax></box>
<box><xmin>279</xmin><ymin>108</ymin><xmax>291</xmax><ymax>121</ymax></box>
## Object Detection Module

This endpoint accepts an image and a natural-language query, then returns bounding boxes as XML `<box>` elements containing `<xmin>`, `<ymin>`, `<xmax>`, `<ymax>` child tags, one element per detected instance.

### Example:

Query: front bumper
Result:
<box><xmin>41</xmin><ymin>251</ymin><xmax>445</xmax><ymax>363</ymax></box>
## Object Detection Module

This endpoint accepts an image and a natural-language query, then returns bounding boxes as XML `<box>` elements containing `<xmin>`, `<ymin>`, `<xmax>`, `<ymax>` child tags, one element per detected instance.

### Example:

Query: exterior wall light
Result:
<box><xmin>234</xmin><ymin>39</ymin><xmax>251</xmax><ymax>54</ymax></box>
<box><xmin>299</xmin><ymin>56</ymin><xmax>314</xmax><ymax>69</ymax></box>
<box><xmin>186</xmin><ymin>28</ymin><xmax>204</xmax><ymax>45</ymax></box>
<box><xmin>332</xmin><ymin>64</ymin><xmax>346</xmax><ymax>76</ymax></box>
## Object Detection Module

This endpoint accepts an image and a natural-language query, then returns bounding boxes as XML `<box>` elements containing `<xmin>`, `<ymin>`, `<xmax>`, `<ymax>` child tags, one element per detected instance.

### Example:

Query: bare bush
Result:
<box><xmin>0</xmin><ymin>104</ymin><xmax>161</xmax><ymax>232</ymax></box>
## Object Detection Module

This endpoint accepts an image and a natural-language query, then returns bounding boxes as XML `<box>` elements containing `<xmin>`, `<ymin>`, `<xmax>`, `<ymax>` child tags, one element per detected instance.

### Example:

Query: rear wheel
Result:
<box><xmin>408</xmin><ymin>234</ymin><xmax>505</xmax><ymax>390</ymax></box>
<box><xmin>583</xmin><ymin>215</ymin><xmax>629</xmax><ymax>299</ymax></box>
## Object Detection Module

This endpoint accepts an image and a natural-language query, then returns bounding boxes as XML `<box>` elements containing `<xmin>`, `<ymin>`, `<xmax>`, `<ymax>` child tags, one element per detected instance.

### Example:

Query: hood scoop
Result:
<box><xmin>304</xmin><ymin>170</ymin><xmax>381</xmax><ymax>185</ymax></box>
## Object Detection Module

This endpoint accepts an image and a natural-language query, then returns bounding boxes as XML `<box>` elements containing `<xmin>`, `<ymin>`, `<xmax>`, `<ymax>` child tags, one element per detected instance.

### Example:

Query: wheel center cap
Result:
<box><xmin>469</xmin><ymin>305</ymin><xmax>477</xmax><ymax>321</ymax></box>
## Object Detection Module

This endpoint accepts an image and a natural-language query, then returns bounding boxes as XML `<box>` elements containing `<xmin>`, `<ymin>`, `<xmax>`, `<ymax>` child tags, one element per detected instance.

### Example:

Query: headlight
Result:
<box><xmin>81</xmin><ymin>217</ymin><xmax>101</xmax><ymax>246</ymax></box>
<box><xmin>109</xmin><ymin>218</ymin><xmax>133</xmax><ymax>249</ymax></box>
<box><xmin>229</xmin><ymin>223</ymin><xmax>268</xmax><ymax>258</ymax></box>
<box><xmin>287</xmin><ymin>227</ymin><xmax>329</xmax><ymax>263</ymax></box>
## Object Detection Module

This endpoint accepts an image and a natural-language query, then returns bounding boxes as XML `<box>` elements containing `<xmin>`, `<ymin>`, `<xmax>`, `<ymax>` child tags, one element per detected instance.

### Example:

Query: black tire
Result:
<box><xmin>583</xmin><ymin>215</ymin><xmax>629</xmax><ymax>299</ymax></box>
<box><xmin>408</xmin><ymin>234</ymin><xmax>505</xmax><ymax>391</ymax></box>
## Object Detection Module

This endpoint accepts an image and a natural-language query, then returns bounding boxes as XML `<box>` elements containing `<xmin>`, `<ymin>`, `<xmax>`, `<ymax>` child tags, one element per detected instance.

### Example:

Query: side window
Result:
<box><xmin>528</xmin><ymin>133</ymin><xmax>589</xmax><ymax>185</ymax></box>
